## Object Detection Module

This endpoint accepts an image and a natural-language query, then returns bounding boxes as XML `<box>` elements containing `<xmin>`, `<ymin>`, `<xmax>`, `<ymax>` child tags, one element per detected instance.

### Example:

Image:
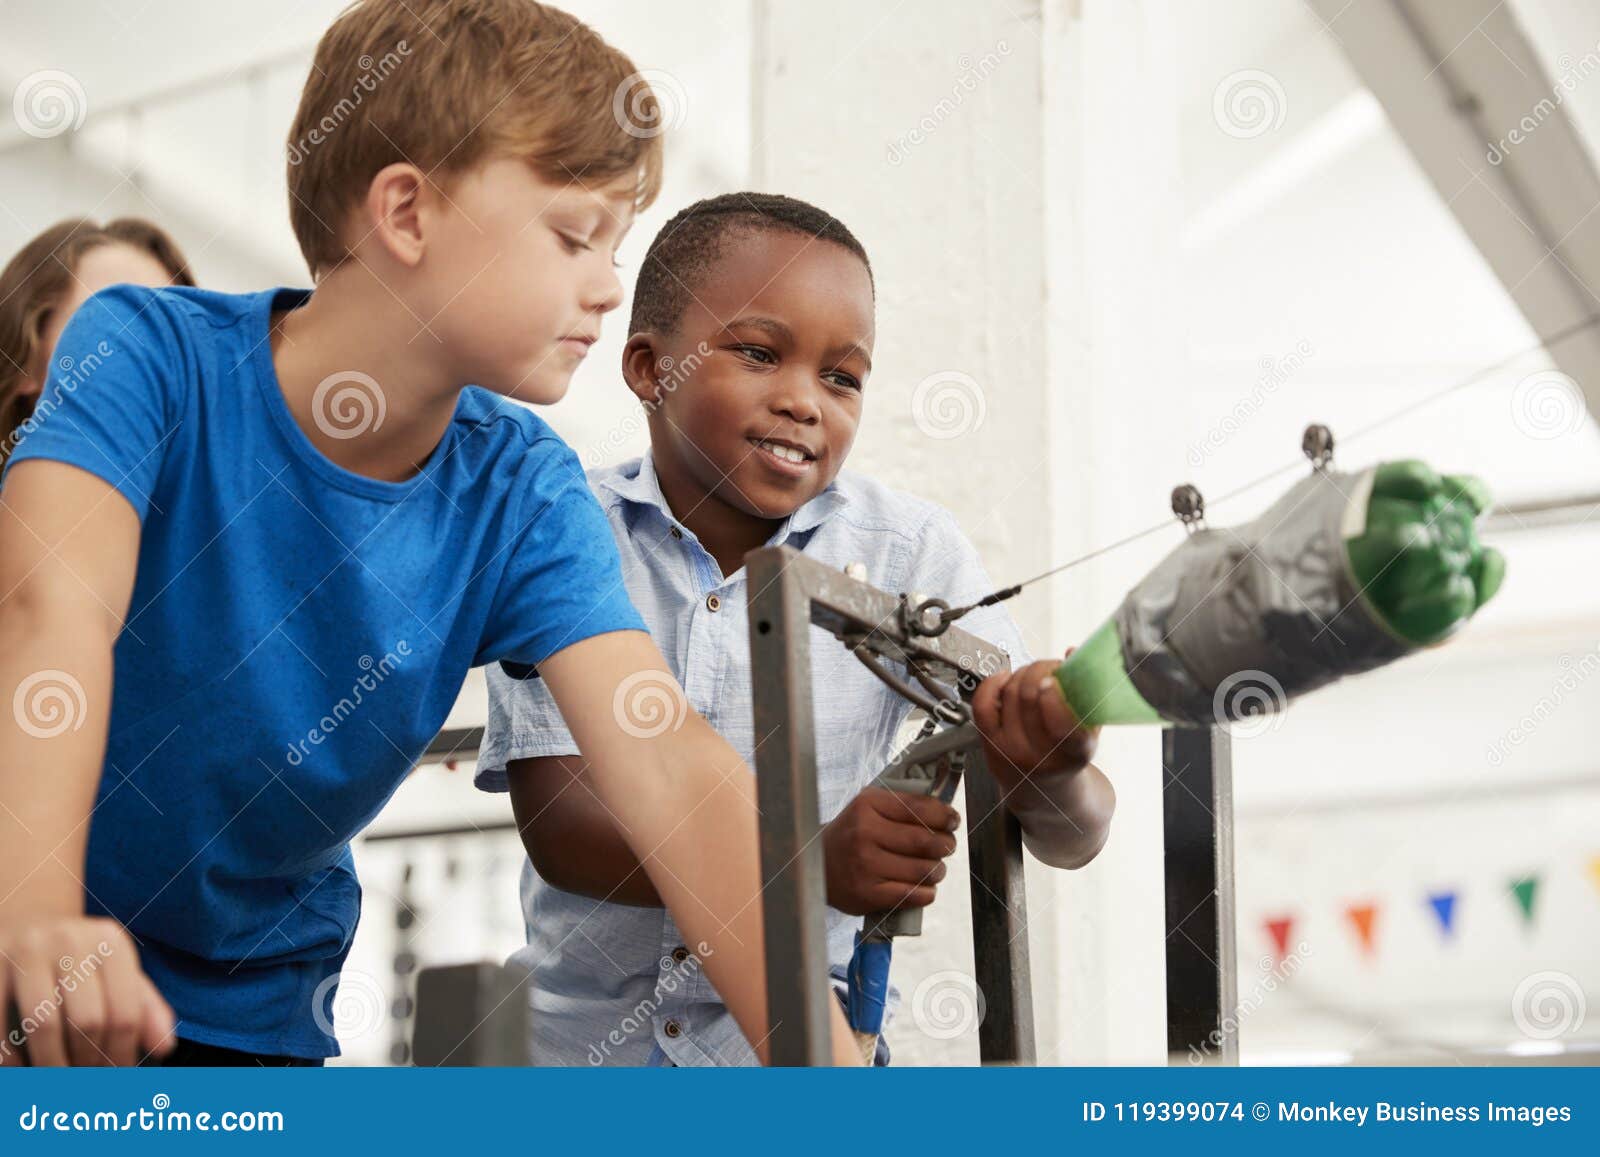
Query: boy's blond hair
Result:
<box><xmin>287</xmin><ymin>0</ymin><xmax>664</xmax><ymax>276</ymax></box>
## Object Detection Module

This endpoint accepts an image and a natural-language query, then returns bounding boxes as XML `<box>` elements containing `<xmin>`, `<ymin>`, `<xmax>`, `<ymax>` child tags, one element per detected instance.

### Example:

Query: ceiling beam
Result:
<box><xmin>1307</xmin><ymin>0</ymin><xmax>1600</xmax><ymax>422</ymax></box>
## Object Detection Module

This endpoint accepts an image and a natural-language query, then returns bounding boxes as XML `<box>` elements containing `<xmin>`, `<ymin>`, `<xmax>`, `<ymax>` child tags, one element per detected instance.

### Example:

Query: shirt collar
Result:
<box><xmin>603</xmin><ymin>448</ymin><xmax>850</xmax><ymax>547</ymax></box>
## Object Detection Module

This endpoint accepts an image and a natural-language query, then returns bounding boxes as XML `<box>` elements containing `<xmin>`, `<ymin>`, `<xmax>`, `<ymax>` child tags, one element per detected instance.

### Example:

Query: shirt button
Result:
<box><xmin>670</xmin><ymin>526</ymin><xmax>683</xmax><ymax>539</ymax></box>
<box><xmin>706</xmin><ymin>593</ymin><xmax>721</xmax><ymax>612</ymax></box>
<box><xmin>664</xmin><ymin>1019</ymin><xmax>683</xmax><ymax>1038</ymax></box>
<box><xmin>671</xmin><ymin>946</ymin><xmax>690</xmax><ymax>964</ymax></box>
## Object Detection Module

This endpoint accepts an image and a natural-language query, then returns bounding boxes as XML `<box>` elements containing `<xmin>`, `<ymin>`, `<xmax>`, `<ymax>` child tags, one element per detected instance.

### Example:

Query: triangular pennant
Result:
<box><xmin>1426</xmin><ymin>891</ymin><xmax>1457</xmax><ymax>938</ymax></box>
<box><xmin>1344</xmin><ymin>902</ymin><xmax>1378</xmax><ymax>955</ymax></box>
<box><xmin>1263</xmin><ymin>915</ymin><xmax>1294</xmax><ymax>959</ymax></box>
<box><xmin>1509</xmin><ymin>874</ymin><xmax>1540</xmax><ymax>927</ymax></box>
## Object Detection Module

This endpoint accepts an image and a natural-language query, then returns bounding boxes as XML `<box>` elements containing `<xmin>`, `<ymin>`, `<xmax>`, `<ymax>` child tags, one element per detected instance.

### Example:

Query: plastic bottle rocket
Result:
<box><xmin>1050</xmin><ymin>455</ymin><xmax>1506</xmax><ymax>728</ymax></box>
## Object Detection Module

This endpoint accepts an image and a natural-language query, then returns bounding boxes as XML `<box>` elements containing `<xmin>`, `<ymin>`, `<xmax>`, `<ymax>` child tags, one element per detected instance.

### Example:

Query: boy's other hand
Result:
<box><xmin>0</xmin><ymin>916</ymin><xmax>175</xmax><ymax>1066</ymax></box>
<box><xmin>822</xmin><ymin>787</ymin><xmax>959</xmax><ymax>916</ymax></box>
<box><xmin>972</xmin><ymin>648</ymin><xmax>1100</xmax><ymax>790</ymax></box>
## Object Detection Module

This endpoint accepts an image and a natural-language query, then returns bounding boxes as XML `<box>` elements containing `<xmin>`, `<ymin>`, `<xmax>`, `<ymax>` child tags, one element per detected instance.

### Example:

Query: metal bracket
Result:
<box><xmin>746</xmin><ymin>545</ymin><xmax>1035</xmax><ymax>1066</ymax></box>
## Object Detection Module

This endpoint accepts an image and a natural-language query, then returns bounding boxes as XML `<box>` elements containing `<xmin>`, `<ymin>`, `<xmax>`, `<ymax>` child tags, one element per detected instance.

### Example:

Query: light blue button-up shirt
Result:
<box><xmin>478</xmin><ymin>451</ymin><xmax>1031</xmax><ymax>1066</ymax></box>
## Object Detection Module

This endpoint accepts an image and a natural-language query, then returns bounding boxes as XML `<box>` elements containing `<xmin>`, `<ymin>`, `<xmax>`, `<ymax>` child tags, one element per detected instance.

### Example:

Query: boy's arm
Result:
<box><xmin>972</xmin><ymin>650</ymin><xmax>1116</xmax><ymax>871</ymax></box>
<box><xmin>507</xmin><ymin>755</ymin><xmax>664</xmax><ymax>906</ymax></box>
<box><xmin>0</xmin><ymin>461</ymin><xmax>176</xmax><ymax>1066</ymax></box>
<box><xmin>536</xmin><ymin>630</ymin><xmax>861</xmax><ymax>1066</ymax></box>
<box><xmin>509</xmin><ymin>757</ymin><xmax>959</xmax><ymax>915</ymax></box>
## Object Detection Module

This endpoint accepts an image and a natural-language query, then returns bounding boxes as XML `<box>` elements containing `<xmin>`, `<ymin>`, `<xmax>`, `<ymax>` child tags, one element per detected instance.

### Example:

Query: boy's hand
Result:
<box><xmin>972</xmin><ymin>648</ymin><xmax>1100</xmax><ymax>792</ymax></box>
<box><xmin>0</xmin><ymin>916</ymin><xmax>175</xmax><ymax>1066</ymax></box>
<box><xmin>822</xmin><ymin>787</ymin><xmax>959</xmax><ymax>916</ymax></box>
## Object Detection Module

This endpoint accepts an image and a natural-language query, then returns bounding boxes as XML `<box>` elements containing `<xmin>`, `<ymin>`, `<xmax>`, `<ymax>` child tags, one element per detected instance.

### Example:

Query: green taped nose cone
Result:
<box><xmin>1343</xmin><ymin>460</ymin><xmax>1506</xmax><ymax>646</ymax></box>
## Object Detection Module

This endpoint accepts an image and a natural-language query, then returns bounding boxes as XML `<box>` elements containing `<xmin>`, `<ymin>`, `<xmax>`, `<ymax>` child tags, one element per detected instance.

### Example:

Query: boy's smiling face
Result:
<box><xmin>627</xmin><ymin>227</ymin><xmax>874</xmax><ymax>528</ymax></box>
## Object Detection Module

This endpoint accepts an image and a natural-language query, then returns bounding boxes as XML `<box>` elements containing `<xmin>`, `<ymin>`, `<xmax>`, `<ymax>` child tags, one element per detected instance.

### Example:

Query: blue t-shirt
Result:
<box><xmin>2</xmin><ymin>284</ymin><xmax>645</xmax><ymax>1057</ymax></box>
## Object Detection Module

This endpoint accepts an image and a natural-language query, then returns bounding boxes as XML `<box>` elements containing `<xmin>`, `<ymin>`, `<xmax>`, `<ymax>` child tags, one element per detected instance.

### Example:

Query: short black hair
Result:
<box><xmin>628</xmin><ymin>191</ymin><xmax>872</xmax><ymax>336</ymax></box>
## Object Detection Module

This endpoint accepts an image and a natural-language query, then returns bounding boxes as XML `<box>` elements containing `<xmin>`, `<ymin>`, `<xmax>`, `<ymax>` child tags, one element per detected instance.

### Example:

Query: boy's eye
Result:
<box><xmin>826</xmin><ymin>371</ymin><xmax>862</xmax><ymax>391</ymax></box>
<box><xmin>731</xmin><ymin>344</ymin><xmax>775</xmax><ymax>365</ymax></box>
<box><xmin>557</xmin><ymin>232</ymin><xmax>590</xmax><ymax>254</ymax></box>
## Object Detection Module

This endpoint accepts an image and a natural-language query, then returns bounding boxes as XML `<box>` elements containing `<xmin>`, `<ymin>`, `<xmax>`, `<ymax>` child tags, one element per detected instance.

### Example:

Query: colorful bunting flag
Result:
<box><xmin>1263</xmin><ymin>915</ymin><xmax>1294</xmax><ymax>959</ymax></box>
<box><xmin>1426</xmin><ymin>890</ymin><xmax>1457</xmax><ymax>938</ymax></box>
<box><xmin>1509</xmin><ymin>874</ymin><xmax>1540</xmax><ymax>928</ymax></box>
<box><xmin>1344</xmin><ymin>902</ymin><xmax>1378</xmax><ymax>955</ymax></box>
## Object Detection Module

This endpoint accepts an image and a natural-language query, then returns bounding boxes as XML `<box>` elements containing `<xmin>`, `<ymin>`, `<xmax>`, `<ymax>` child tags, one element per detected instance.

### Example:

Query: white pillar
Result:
<box><xmin>752</xmin><ymin>0</ymin><xmax>1184</xmax><ymax>1065</ymax></box>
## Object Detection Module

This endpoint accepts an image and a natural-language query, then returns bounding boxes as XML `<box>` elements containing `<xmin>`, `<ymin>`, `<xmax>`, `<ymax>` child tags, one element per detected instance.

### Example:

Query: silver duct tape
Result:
<box><xmin>1114</xmin><ymin>467</ymin><xmax>1417</xmax><ymax>727</ymax></box>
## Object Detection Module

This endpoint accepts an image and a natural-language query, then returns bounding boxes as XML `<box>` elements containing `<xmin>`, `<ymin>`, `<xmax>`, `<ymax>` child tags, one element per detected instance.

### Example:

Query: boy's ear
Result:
<box><xmin>363</xmin><ymin>162</ymin><xmax>428</xmax><ymax>268</ymax></box>
<box><xmin>621</xmin><ymin>333</ymin><xmax>666</xmax><ymax>408</ymax></box>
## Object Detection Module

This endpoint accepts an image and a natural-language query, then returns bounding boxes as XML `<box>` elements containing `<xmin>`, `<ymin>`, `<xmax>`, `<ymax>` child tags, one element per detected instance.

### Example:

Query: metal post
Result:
<box><xmin>963</xmin><ymin>752</ymin><xmax>1036</xmax><ymax>1064</ymax></box>
<box><xmin>1162</xmin><ymin>724</ymin><xmax>1238</xmax><ymax>1064</ymax></box>
<box><xmin>746</xmin><ymin>548</ymin><xmax>834</xmax><ymax>1067</ymax></box>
